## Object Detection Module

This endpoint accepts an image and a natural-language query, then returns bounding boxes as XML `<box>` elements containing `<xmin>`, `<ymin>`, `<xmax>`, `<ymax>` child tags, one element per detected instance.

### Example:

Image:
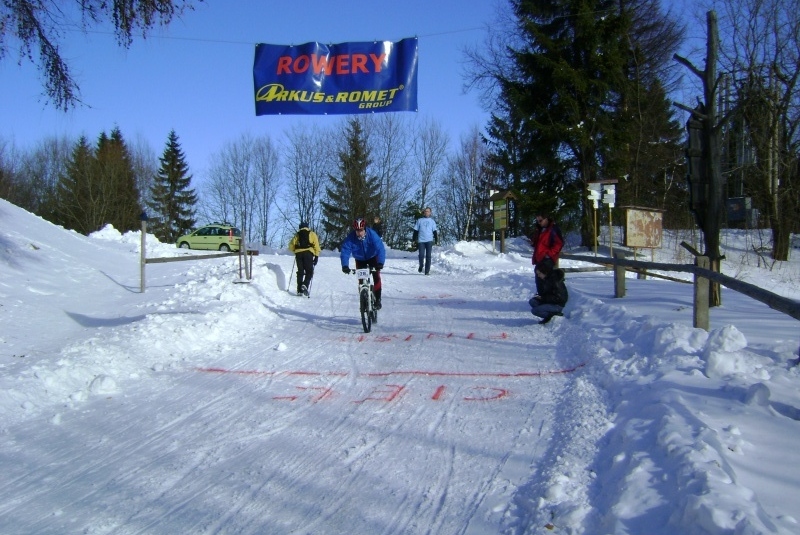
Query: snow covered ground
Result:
<box><xmin>1</xmin><ymin>196</ymin><xmax>799</xmax><ymax>535</ymax></box>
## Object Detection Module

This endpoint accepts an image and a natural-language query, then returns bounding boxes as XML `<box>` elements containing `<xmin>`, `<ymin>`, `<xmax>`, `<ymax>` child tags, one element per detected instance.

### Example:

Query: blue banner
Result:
<box><xmin>253</xmin><ymin>38</ymin><xmax>418</xmax><ymax>116</ymax></box>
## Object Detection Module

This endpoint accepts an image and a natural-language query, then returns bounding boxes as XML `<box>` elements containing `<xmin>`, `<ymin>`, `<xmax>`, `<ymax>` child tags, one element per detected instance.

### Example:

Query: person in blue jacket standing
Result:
<box><xmin>413</xmin><ymin>207</ymin><xmax>438</xmax><ymax>275</ymax></box>
<box><xmin>341</xmin><ymin>218</ymin><xmax>387</xmax><ymax>309</ymax></box>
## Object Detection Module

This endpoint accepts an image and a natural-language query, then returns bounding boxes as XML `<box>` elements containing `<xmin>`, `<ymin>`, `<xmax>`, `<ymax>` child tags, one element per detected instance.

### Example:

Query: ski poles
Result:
<box><xmin>287</xmin><ymin>257</ymin><xmax>296</xmax><ymax>292</ymax></box>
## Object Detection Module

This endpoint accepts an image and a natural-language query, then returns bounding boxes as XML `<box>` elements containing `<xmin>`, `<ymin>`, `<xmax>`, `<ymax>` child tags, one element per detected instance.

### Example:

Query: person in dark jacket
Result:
<box><xmin>341</xmin><ymin>217</ymin><xmax>387</xmax><ymax>309</ymax></box>
<box><xmin>529</xmin><ymin>257</ymin><xmax>568</xmax><ymax>324</ymax></box>
<box><xmin>288</xmin><ymin>221</ymin><xmax>321</xmax><ymax>296</ymax></box>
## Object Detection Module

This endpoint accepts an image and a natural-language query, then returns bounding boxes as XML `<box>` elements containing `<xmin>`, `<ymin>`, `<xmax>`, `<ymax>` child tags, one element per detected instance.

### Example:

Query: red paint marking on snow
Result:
<box><xmin>363</xmin><ymin>364</ymin><xmax>587</xmax><ymax>378</ymax></box>
<box><xmin>197</xmin><ymin>367</ymin><xmax>276</xmax><ymax>377</ymax></box>
<box><xmin>196</xmin><ymin>362</ymin><xmax>586</xmax><ymax>379</ymax></box>
<box><xmin>332</xmin><ymin>332</ymin><xmax>511</xmax><ymax>342</ymax></box>
<box><xmin>426</xmin><ymin>332</ymin><xmax>455</xmax><ymax>339</ymax></box>
<box><xmin>198</xmin><ymin>367</ymin><xmax>228</xmax><ymax>374</ymax></box>
<box><xmin>463</xmin><ymin>386</ymin><xmax>508</xmax><ymax>401</ymax></box>
<box><xmin>353</xmin><ymin>384</ymin><xmax>405</xmax><ymax>403</ymax></box>
<box><xmin>285</xmin><ymin>370</ymin><xmax>348</xmax><ymax>377</ymax></box>
<box><xmin>432</xmin><ymin>385</ymin><xmax>446</xmax><ymax>400</ymax></box>
<box><xmin>272</xmin><ymin>386</ymin><xmax>334</xmax><ymax>402</ymax></box>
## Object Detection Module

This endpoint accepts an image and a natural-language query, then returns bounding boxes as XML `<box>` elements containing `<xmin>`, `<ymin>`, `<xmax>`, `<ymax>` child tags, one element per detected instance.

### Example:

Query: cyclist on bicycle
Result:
<box><xmin>340</xmin><ymin>217</ymin><xmax>386</xmax><ymax>309</ymax></box>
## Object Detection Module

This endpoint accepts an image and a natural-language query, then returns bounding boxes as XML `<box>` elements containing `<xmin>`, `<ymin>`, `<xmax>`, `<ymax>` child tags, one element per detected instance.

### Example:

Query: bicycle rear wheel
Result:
<box><xmin>360</xmin><ymin>288</ymin><xmax>372</xmax><ymax>333</ymax></box>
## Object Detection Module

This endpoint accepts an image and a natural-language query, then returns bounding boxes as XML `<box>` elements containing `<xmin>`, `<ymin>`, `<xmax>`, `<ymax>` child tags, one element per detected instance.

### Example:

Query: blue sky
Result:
<box><xmin>1</xmin><ymin>0</ymin><xmax>499</xmax><ymax>179</ymax></box>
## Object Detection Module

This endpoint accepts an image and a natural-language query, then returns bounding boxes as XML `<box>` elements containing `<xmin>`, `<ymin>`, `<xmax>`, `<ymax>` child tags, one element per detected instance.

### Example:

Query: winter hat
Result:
<box><xmin>299</xmin><ymin>221</ymin><xmax>308</xmax><ymax>229</ymax></box>
<box><xmin>537</xmin><ymin>257</ymin><xmax>554</xmax><ymax>275</ymax></box>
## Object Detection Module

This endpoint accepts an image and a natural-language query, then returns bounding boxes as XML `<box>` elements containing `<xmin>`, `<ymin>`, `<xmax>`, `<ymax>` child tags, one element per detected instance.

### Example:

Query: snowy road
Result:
<box><xmin>4</xmin><ymin>205</ymin><xmax>800</xmax><ymax>535</ymax></box>
<box><xmin>1</xmin><ymin>251</ymin><xmax>588</xmax><ymax>534</ymax></box>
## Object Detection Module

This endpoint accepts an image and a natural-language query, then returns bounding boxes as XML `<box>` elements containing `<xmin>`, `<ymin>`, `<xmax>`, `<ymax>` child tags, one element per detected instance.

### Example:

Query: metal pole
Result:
<box><xmin>608</xmin><ymin>206</ymin><xmax>614</xmax><ymax>257</ymax></box>
<box><xmin>140</xmin><ymin>219</ymin><xmax>146</xmax><ymax>293</ymax></box>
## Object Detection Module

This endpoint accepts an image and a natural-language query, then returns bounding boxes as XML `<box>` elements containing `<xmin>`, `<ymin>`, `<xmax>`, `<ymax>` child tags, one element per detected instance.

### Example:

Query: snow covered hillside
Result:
<box><xmin>1</xmin><ymin>197</ymin><xmax>799</xmax><ymax>534</ymax></box>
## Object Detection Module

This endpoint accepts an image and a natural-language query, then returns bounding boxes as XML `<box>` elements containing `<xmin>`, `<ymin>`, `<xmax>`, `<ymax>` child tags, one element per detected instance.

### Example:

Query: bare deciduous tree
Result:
<box><xmin>2</xmin><ymin>0</ymin><xmax>201</xmax><ymax>110</ymax></box>
<box><xmin>0</xmin><ymin>138</ymin><xmax>23</xmax><ymax>203</ymax></box>
<box><xmin>365</xmin><ymin>114</ymin><xmax>414</xmax><ymax>247</ymax></box>
<box><xmin>712</xmin><ymin>0</ymin><xmax>800</xmax><ymax>260</ymax></box>
<box><xmin>129</xmin><ymin>134</ymin><xmax>158</xmax><ymax>212</ymax></box>
<box><xmin>440</xmin><ymin>126</ymin><xmax>489</xmax><ymax>242</ymax></box>
<box><xmin>412</xmin><ymin>117</ymin><xmax>449</xmax><ymax>211</ymax></box>
<box><xmin>281</xmin><ymin>123</ymin><xmax>335</xmax><ymax>247</ymax></box>
<box><xmin>203</xmin><ymin>133</ymin><xmax>279</xmax><ymax>245</ymax></box>
<box><xmin>252</xmin><ymin>135</ymin><xmax>281</xmax><ymax>246</ymax></box>
<box><xmin>17</xmin><ymin>135</ymin><xmax>73</xmax><ymax>218</ymax></box>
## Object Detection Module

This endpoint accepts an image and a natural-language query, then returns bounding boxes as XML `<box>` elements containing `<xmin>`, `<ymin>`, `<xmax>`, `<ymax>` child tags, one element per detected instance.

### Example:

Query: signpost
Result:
<box><xmin>489</xmin><ymin>190</ymin><xmax>516</xmax><ymax>253</ymax></box>
<box><xmin>586</xmin><ymin>180</ymin><xmax>618</xmax><ymax>256</ymax></box>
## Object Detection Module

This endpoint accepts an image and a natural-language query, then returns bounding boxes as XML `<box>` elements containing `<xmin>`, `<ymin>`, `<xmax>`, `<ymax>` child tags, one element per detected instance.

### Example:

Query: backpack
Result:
<box><xmin>296</xmin><ymin>229</ymin><xmax>311</xmax><ymax>249</ymax></box>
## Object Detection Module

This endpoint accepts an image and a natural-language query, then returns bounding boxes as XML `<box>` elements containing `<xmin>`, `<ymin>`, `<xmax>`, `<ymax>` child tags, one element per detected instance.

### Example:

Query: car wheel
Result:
<box><xmin>179</xmin><ymin>242</ymin><xmax>190</xmax><ymax>249</ymax></box>
<box><xmin>219</xmin><ymin>244</ymin><xmax>230</xmax><ymax>252</ymax></box>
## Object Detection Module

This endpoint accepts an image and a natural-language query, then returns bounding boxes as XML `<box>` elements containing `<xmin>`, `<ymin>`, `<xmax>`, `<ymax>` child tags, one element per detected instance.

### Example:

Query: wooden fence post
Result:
<box><xmin>140</xmin><ymin>217</ymin><xmax>147</xmax><ymax>293</ymax></box>
<box><xmin>614</xmin><ymin>250</ymin><xmax>626</xmax><ymax>298</ymax></box>
<box><xmin>694</xmin><ymin>256</ymin><xmax>710</xmax><ymax>330</ymax></box>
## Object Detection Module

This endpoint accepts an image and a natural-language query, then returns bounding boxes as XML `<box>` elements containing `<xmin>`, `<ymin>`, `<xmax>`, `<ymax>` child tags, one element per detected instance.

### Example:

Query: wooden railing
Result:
<box><xmin>561</xmin><ymin>251</ymin><xmax>800</xmax><ymax>331</ymax></box>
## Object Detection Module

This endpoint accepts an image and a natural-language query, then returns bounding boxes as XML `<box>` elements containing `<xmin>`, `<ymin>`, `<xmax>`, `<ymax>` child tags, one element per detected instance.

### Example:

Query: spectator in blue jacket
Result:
<box><xmin>413</xmin><ymin>207</ymin><xmax>438</xmax><ymax>275</ymax></box>
<box><xmin>341</xmin><ymin>218</ymin><xmax>387</xmax><ymax>309</ymax></box>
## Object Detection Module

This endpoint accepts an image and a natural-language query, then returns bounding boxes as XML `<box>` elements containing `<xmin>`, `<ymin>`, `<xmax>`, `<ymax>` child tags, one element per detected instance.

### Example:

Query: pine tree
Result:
<box><xmin>606</xmin><ymin>0</ymin><xmax>686</xmax><ymax>228</ymax></box>
<box><xmin>616</xmin><ymin>79</ymin><xmax>686</xmax><ymax>225</ymax></box>
<box><xmin>57</xmin><ymin>136</ymin><xmax>99</xmax><ymax>233</ymax></box>
<box><xmin>56</xmin><ymin>128</ymin><xmax>142</xmax><ymax>235</ymax></box>
<box><xmin>485</xmin><ymin>0</ymin><xmax>683</xmax><ymax>242</ymax></box>
<box><xmin>97</xmin><ymin>127</ymin><xmax>141</xmax><ymax>232</ymax></box>
<box><xmin>485</xmin><ymin>0</ymin><xmax>628</xmax><ymax>244</ymax></box>
<box><xmin>147</xmin><ymin>130</ymin><xmax>197</xmax><ymax>243</ymax></box>
<box><xmin>321</xmin><ymin>118</ymin><xmax>381</xmax><ymax>248</ymax></box>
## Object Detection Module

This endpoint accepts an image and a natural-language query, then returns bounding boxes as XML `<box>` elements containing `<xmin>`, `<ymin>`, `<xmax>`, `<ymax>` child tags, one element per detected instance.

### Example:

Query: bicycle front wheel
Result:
<box><xmin>360</xmin><ymin>288</ymin><xmax>372</xmax><ymax>333</ymax></box>
<box><xmin>370</xmin><ymin>292</ymin><xmax>378</xmax><ymax>324</ymax></box>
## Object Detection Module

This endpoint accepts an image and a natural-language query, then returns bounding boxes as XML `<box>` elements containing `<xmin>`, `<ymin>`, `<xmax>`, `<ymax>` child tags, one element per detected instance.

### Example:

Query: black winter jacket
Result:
<box><xmin>537</xmin><ymin>268</ymin><xmax>569</xmax><ymax>306</ymax></box>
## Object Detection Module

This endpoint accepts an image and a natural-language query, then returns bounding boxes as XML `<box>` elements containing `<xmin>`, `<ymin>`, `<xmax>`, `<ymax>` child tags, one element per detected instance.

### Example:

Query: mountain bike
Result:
<box><xmin>353</xmin><ymin>267</ymin><xmax>378</xmax><ymax>333</ymax></box>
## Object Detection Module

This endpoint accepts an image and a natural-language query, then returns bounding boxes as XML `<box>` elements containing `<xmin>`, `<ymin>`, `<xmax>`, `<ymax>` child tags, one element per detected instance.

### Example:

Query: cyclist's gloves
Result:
<box><xmin>342</xmin><ymin>266</ymin><xmax>351</xmax><ymax>274</ymax></box>
<box><xmin>376</xmin><ymin>263</ymin><xmax>383</xmax><ymax>271</ymax></box>
<box><xmin>313</xmin><ymin>256</ymin><xmax>318</xmax><ymax>266</ymax></box>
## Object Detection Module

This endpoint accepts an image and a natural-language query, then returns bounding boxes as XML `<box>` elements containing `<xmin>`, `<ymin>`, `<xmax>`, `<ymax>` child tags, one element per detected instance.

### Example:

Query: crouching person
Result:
<box><xmin>529</xmin><ymin>258</ymin><xmax>568</xmax><ymax>324</ymax></box>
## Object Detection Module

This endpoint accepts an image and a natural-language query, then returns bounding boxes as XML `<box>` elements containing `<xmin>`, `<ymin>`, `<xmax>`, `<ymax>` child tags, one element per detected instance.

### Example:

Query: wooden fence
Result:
<box><xmin>138</xmin><ymin>220</ymin><xmax>258</xmax><ymax>292</ymax></box>
<box><xmin>561</xmin><ymin>251</ymin><xmax>800</xmax><ymax>332</ymax></box>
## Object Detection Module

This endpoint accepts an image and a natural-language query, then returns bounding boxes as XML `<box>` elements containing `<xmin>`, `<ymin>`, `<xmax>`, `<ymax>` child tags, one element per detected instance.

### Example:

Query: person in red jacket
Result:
<box><xmin>530</xmin><ymin>214</ymin><xmax>564</xmax><ymax>295</ymax></box>
<box><xmin>531</xmin><ymin>214</ymin><xmax>563</xmax><ymax>266</ymax></box>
